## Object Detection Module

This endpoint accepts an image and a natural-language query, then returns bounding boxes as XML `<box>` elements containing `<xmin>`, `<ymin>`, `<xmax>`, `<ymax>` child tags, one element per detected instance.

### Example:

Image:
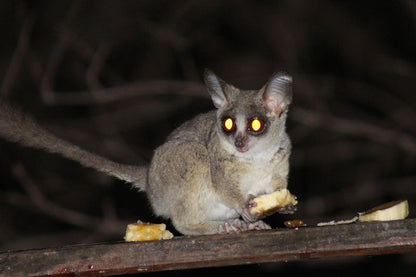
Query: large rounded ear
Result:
<box><xmin>262</xmin><ymin>73</ymin><xmax>292</xmax><ymax>116</ymax></box>
<box><xmin>204</xmin><ymin>69</ymin><xmax>228</xmax><ymax>108</ymax></box>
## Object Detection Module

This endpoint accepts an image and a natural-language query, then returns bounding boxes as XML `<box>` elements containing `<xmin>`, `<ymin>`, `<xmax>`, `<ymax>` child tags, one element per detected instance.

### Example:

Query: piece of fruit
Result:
<box><xmin>358</xmin><ymin>200</ymin><xmax>409</xmax><ymax>222</ymax></box>
<box><xmin>249</xmin><ymin>188</ymin><xmax>298</xmax><ymax>216</ymax></box>
<box><xmin>317</xmin><ymin>217</ymin><xmax>358</xmax><ymax>226</ymax></box>
<box><xmin>124</xmin><ymin>222</ymin><xmax>174</xmax><ymax>242</ymax></box>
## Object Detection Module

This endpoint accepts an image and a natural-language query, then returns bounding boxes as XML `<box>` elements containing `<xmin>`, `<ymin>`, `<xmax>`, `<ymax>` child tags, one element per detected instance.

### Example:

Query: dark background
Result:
<box><xmin>0</xmin><ymin>0</ymin><xmax>415</xmax><ymax>276</ymax></box>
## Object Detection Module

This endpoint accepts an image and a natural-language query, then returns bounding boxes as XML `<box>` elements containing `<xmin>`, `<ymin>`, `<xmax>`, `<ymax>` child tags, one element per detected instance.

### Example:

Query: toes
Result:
<box><xmin>225</xmin><ymin>222</ymin><xmax>237</xmax><ymax>233</ymax></box>
<box><xmin>218</xmin><ymin>219</ymin><xmax>248</xmax><ymax>234</ymax></box>
<box><xmin>258</xmin><ymin>221</ymin><xmax>271</xmax><ymax>229</ymax></box>
<box><xmin>232</xmin><ymin>218</ymin><xmax>248</xmax><ymax>231</ymax></box>
<box><xmin>218</xmin><ymin>218</ymin><xmax>272</xmax><ymax>234</ymax></box>
<box><xmin>248</xmin><ymin>220</ymin><xmax>271</xmax><ymax>230</ymax></box>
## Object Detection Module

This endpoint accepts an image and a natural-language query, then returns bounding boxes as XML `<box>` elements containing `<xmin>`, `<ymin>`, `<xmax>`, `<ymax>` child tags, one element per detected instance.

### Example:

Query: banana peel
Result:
<box><xmin>317</xmin><ymin>200</ymin><xmax>409</xmax><ymax>226</ymax></box>
<box><xmin>358</xmin><ymin>200</ymin><xmax>409</xmax><ymax>222</ymax></box>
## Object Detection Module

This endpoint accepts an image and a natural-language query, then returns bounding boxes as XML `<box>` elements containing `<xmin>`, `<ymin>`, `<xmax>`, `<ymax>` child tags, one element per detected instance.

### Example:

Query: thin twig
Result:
<box><xmin>40</xmin><ymin>80</ymin><xmax>207</xmax><ymax>105</ymax></box>
<box><xmin>0</xmin><ymin>15</ymin><xmax>35</xmax><ymax>96</ymax></box>
<box><xmin>292</xmin><ymin>107</ymin><xmax>416</xmax><ymax>154</ymax></box>
<box><xmin>9</xmin><ymin>163</ymin><xmax>129</xmax><ymax>234</ymax></box>
<box><xmin>86</xmin><ymin>43</ymin><xmax>112</xmax><ymax>91</ymax></box>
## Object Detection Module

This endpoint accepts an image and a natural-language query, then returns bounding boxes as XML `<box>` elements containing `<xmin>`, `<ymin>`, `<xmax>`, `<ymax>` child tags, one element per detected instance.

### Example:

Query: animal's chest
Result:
<box><xmin>218</xmin><ymin>155</ymin><xmax>277</xmax><ymax>198</ymax></box>
<box><xmin>238</xmin><ymin>161</ymin><xmax>275</xmax><ymax>198</ymax></box>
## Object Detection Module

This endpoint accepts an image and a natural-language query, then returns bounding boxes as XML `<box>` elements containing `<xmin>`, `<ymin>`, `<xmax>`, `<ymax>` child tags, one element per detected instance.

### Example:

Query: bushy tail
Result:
<box><xmin>0</xmin><ymin>100</ymin><xmax>147</xmax><ymax>189</ymax></box>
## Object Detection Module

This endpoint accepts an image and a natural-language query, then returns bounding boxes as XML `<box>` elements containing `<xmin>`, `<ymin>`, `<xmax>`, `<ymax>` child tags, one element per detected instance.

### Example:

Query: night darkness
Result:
<box><xmin>0</xmin><ymin>1</ymin><xmax>415</xmax><ymax>276</ymax></box>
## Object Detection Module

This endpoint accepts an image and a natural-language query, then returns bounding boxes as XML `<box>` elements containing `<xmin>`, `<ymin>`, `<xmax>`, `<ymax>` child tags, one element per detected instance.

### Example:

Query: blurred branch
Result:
<box><xmin>138</xmin><ymin>15</ymin><xmax>191</xmax><ymax>51</ymax></box>
<box><xmin>0</xmin><ymin>15</ymin><xmax>35</xmax><ymax>97</ymax></box>
<box><xmin>291</xmin><ymin>140</ymin><xmax>380</xmax><ymax>167</ymax></box>
<box><xmin>40</xmin><ymin>31</ymin><xmax>72</xmax><ymax>102</ymax></box>
<box><xmin>87</xmin><ymin>43</ymin><xmax>112</xmax><ymax>91</ymax></box>
<box><xmin>5</xmin><ymin>163</ymin><xmax>128</xmax><ymax>235</ymax></box>
<box><xmin>40</xmin><ymin>80</ymin><xmax>206</xmax><ymax>105</ymax></box>
<box><xmin>292</xmin><ymin>107</ymin><xmax>416</xmax><ymax>155</ymax></box>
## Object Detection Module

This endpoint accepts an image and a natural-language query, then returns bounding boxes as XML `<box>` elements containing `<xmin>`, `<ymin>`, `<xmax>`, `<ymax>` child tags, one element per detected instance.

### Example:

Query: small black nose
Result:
<box><xmin>234</xmin><ymin>135</ymin><xmax>246</xmax><ymax>148</ymax></box>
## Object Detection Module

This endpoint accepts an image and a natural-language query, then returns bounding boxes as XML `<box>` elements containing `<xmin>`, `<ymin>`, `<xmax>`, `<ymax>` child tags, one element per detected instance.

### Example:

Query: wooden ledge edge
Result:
<box><xmin>1</xmin><ymin>218</ymin><xmax>415</xmax><ymax>276</ymax></box>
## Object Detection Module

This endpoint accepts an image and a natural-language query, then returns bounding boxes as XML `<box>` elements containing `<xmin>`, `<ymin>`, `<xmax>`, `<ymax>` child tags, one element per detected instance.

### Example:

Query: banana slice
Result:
<box><xmin>249</xmin><ymin>188</ymin><xmax>298</xmax><ymax>216</ymax></box>
<box><xmin>124</xmin><ymin>222</ymin><xmax>174</xmax><ymax>242</ymax></box>
<box><xmin>358</xmin><ymin>200</ymin><xmax>409</xmax><ymax>222</ymax></box>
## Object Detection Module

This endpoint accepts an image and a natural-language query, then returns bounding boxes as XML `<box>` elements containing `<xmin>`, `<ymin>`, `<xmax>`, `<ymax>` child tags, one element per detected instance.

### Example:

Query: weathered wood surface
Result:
<box><xmin>1</xmin><ymin>219</ymin><xmax>415</xmax><ymax>276</ymax></box>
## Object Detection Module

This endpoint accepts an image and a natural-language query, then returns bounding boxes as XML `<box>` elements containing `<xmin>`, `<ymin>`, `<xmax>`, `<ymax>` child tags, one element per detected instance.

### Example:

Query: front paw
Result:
<box><xmin>241</xmin><ymin>195</ymin><xmax>262</xmax><ymax>223</ymax></box>
<box><xmin>242</xmin><ymin>206</ymin><xmax>262</xmax><ymax>223</ymax></box>
<box><xmin>241</xmin><ymin>194</ymin><xmax>265</xmax><ymax>223</ymax></box>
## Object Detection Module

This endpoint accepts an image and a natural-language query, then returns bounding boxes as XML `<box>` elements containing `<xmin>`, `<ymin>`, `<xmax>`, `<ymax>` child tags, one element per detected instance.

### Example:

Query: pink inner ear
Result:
<box><xmin>212</xmin><ymin>95</ymin><xmax>227</xmax><ymax>108</ymax></box>
<box><xmin>264</xmin><ymin>95</ymin><xmax>283</xmax><ymax>116</ymax></box>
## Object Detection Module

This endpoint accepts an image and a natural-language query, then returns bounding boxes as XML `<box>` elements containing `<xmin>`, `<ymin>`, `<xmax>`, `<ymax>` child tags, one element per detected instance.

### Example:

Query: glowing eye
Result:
<box><xmin>250</xmin><ymin>118</ymin><xmax>264</xmax><ymax>132</ymax></box>
<box><xmin>224</xmin><ymin>118</ymin><xmax>234</xmax><ymax>131</ymax></box>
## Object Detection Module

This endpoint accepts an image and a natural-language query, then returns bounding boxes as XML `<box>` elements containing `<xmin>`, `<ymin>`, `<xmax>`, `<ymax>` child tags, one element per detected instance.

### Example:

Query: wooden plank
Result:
<box><xmin>1</xmin><ymin>219</ymin><xmax>415</xmax><ymax>276</ymax></box>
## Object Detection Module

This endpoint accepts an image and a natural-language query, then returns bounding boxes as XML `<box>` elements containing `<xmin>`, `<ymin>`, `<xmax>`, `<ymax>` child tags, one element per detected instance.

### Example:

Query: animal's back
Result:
<box><xmin>146</xmin><ymin>111</ymin><xmax>217</xmax><ymax>218</ymax></box>
<box><xmin>167</xmin><ymin>111</ymin><xmax>216</xmax><ymax>146</ymax></box>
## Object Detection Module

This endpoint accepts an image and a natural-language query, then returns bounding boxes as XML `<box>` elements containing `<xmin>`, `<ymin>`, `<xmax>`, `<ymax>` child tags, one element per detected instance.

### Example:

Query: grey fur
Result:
<box><xmin>147</xmin><ymin>71</ymin><xmax>293</xmax><ymax>234</ymax></box>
